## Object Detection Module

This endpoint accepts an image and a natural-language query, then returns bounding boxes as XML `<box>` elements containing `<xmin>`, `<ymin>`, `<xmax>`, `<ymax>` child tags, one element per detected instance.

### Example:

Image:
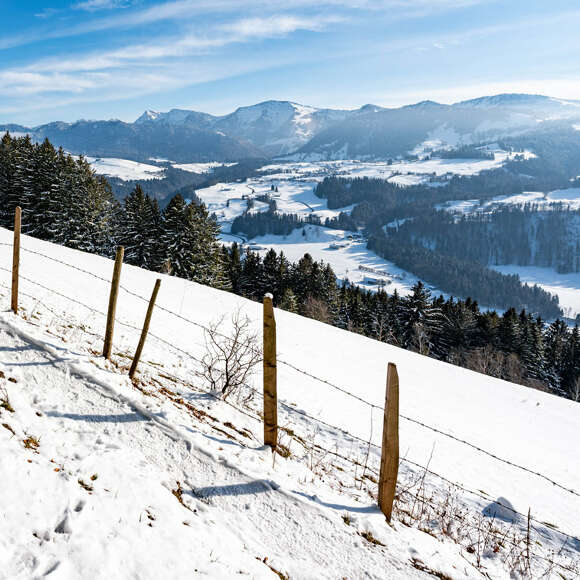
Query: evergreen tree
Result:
<box><xmin>119</xmin><ymin>184</ymin><xmax>162</xmax><ymax>269</ymax></box>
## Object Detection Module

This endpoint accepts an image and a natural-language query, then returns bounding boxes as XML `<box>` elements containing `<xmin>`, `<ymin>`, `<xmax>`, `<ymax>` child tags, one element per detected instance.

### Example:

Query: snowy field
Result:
<box><xmin>0</xmin><ymin>229</ymin><xmax>579</xmax><ymax>577</ymax></box>
<box><xmin>85</xmin><ymin>157</ymin><xmax>236</xmax><ymax>181</ymax></box>
<box><xmin>247</xmin><ymin>224</ymin><xmax>442</xmax><ymax>297</ymax></box>
<box><xmin>263</xmin><ymin>147</ymin><xmax>531</xmax><ymax>183</ymax></box>
<box><xmin>491</xmin><ymin>265</ymin><xmax>580</xmax><ymax>319</ymax></box>
<box><xmin>85</xmin><ymin>157</ymin><xmax>165</xmax><ymax>181</ymax></box>
<box><xmin>438</xmin><ymin>189</ymin><xmax>580</xmax><ymax>213</ymax></box>
<box><xmin>171</xmin><ymin>162</ymin><xmax>237</xmax><ymax>174</ymax></box>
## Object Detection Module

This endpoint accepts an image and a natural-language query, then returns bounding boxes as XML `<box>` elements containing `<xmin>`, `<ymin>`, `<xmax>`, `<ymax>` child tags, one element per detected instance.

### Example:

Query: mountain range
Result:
<box><xmin>3</xmin><ymin>94</ymin><xmax>580</xmax><ymax>162</ymax></box>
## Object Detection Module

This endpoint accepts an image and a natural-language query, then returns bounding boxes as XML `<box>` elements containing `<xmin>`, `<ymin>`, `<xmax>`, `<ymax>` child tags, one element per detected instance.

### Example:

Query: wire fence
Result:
<box><xmin>1</xmin><ymin>239</ymin><xmax>579</xmax><ymax>561</ymax></box>
<box><xmin>5</xmin><ymin>242</ymin><xmax>580</xmax><ymax>495</ymax></box>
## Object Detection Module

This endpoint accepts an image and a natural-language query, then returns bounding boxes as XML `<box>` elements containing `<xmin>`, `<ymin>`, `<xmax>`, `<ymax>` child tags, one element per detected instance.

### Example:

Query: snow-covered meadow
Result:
<box><xmin>437</xmin><ymin>188</ymin><xmax>580</xmax><ymax>214</ymax></box>
<box><xmin>0</xmin><ymin>228</ymin><xmax>579</xmax><ymax>578</ymax></box>
<box><xmin>85</xmin><ymin>157</ymin><xmax>236</xmax><ymax>182</ymax></box>
<box><xmin>85</xmin><ymin>157</ymin><xmax>165</xmax><ymax>181</ymax></box>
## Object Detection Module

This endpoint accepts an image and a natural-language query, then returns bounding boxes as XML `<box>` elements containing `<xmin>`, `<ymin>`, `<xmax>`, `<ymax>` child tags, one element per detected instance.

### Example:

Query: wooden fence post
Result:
<box><xmin>11</xmin><ymin>206</ymin><xmax>21</xmax><ymax>314</ymax></box>
<box><xmin>129</xmin><ymin>279</ymin><xmax>161</xmax><ymax>379</ymax></box>
<box><xmin>263</xmin><ymin>293</ymin><xmax>278</xmax><ymax>449</ymax></box>
<box><xmin>103</xmin><ymin>246</ymin><xmax>124</xmax><ymax>359</ymax></box>
<box><xmin>378</xmin><ymin>362</ymin><xmax>399</xmax><ymax>522</ymax></box>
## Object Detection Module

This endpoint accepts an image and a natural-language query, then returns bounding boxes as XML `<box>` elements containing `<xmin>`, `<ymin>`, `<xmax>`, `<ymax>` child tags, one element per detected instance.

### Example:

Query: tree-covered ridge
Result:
<box><xmin>386</xmin><ymin>206</ymin><xmax>580</xmax><ymax>274</ymax></box>
<box><xmin>367</xmin><ymin>233</ymin><xmax>562</xmax><ymax>320</ymax></box>
<box><xmin>314</xmin><ymin>171</ymin><xmax>528</xmax><ymax>211</ymax></box>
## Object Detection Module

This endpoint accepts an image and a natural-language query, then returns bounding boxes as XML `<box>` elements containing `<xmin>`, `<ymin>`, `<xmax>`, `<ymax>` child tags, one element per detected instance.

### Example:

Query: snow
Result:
<box><xmin>86</xmin><ymin>157</ymin><xmax>165</xmax><ymax>181</ymax></box>
<box><xmin>249</xmin><ymin>224</ymin><xmax>438</xmax><ymax>297</ymax></box>
<box><xmin>410</xmin><ymin>124</ymin><xmax>462</xmax><ymax>156</ymax></box>
<box><xmin>0</xmin><ymin>228</ymin><xmax>579</xmax><ymax>578</ymax></box>
<box><xmin>196</xmin><ymin>177</ymin><xmax>355</xmax><ymax>232</ymax></box>
<box><xmin>548</xmin><ymin>187</ymin><xmax>580</xmax><ymax>203</ymax></box>
<box><xmin>171</xmin><ymin>162</ymin><xmax>237</xmax><ymax>174</ymax></box>
<box><xmin>490</xmin><ymin>265</ymin><xmax>580</xmax><ymax>319</ymax></box>
<box><xmin>438</xmin><ymin>190</ymin><xmax>580</xmax><ymax>214</ymax></box>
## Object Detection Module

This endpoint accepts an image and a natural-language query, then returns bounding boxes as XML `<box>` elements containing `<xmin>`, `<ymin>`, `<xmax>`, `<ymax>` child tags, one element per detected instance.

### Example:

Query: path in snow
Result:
<box><xmin>0</xmin><ymin>315</ymin><xmax>430</xmax><ymax>580</ymax></box>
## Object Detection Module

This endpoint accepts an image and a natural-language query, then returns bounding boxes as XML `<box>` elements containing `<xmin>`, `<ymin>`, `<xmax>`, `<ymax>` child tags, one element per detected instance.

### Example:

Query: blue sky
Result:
<box><xmin>2</xmin><ymin>0</ymin><xmax>580</xmax><ymax>125</ymax></box>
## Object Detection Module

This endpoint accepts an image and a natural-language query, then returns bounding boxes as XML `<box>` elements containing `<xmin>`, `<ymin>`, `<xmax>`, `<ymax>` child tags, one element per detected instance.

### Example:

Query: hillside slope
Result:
<box><xmin>0</xmin><ymin>228</ymin><xmax>579</xmax><ymax>578</ymax></box>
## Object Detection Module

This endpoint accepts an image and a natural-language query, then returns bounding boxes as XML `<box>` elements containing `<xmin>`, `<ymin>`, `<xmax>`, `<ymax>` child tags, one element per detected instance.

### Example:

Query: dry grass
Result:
<box><xmin>0</xmin><ymin>386</ymin><xmax>15</xmax><ymax>413</ymax></box>
<box><xmin>22</xmin><ymin>435</ymin><xmax>40</xmax><ymax>451</ymax></box>
<box><xmin>78</xmin><ymin>479</ymin><xmax>94</xmax><ymax>492</ymax></box>
<box><xmin>359</xmin><ymin>530</ymin><xmax>385</xmax><ymax>547</ymax></box>
<box><xmin>256</xmin><ymin>557</ymin><xmax>290</xmax><ymax>580</ymax></box>
<box><xmin>2</xmin><ymin>423</ymin><xmax>15</xmax><ymax>435</ymax></box>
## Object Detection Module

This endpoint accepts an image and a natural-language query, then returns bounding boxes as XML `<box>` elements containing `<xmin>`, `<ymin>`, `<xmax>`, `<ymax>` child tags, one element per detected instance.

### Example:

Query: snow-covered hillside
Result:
<box><xmin>85</xmin><ymin>157</ymin><xmax>165</xmax><ymax>181</ymax></box>
<box><xmin>0</xmin><ymin>229</ymin><xmax>579</xmax><ymax>579</ymax></box>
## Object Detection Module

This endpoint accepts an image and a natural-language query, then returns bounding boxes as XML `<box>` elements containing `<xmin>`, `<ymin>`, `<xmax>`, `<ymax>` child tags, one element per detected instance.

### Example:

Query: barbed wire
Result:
<box><xmin>273</xmin><ymin>393</ymin><xmax>580</xmax><ymax>546</ymax></box>
<box><xmin>14</xmin><ymin>243</ymin><xmax>260</xmax><ymax>356</ymax></box>
<box><xmin>3</xmin><ymin>251</ymin><xmax>580</xmax><ymax>501</ymax></box>
<box><xmin>19</xmin><ymin>246</ymin><xmax>112</xmax><ymax>285</ymax></box>
<box><xmin>397</xmin><ymin>487</ymin><xmax>579</xmax><ymax>576</ymax></box>
<box><xmin>276</xmin><ymin>356</ymin><xmax>580</xmax><ymax>499</ymax></box>
<box><xmin>0</xmin><ymin>264</ymin><xmax>206</xmax><ymax>367</ymax></box>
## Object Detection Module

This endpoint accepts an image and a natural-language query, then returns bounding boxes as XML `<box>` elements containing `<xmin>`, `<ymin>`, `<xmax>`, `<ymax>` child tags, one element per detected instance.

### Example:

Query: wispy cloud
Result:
<box><xmin>72</xmin><ymin>0</ymin><xmax>133</xmax><ymax>11</ymax></box>
<box><xmin>0</xmin><ymin>12</ymin><xmax>338</xmax><ymax>112</ymax></box>
<box><xmin>1</xmin><ymin>0</ymin><xmax>490</xmax><ymax>50</ymax></box>
<box><xmin>11</xmin><ymin>13</ymin><xmax>338</xmax><ymax>75</ymax></box>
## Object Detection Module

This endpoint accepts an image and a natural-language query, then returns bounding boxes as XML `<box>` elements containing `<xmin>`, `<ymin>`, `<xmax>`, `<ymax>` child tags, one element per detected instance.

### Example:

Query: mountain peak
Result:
<box><xmin>358</xmin><ymin>104</ymin><xmax>384</xmax><ymax>113</ymax></box>
<box><xmin>455</xmin><ymin>93</ymin><xmax>551</xmax><ymax>108</ymax></box>
<box><xmin>404</xmin><ymin>100</ymin><xmax>444</xmax><ymax>110</ymax></box>
<box><xmin>135</xmin><ymin>110</ymin><xmax>160</xmax><ymax>124</ymax></box>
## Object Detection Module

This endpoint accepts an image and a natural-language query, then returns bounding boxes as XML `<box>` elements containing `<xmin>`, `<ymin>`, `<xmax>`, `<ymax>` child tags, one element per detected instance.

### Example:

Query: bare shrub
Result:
<box><xmin>301</xmin><ymin>296</ymin><xmax>332</xmax><ymax>324</ymax></box>
<box><xmin>195</xmin><ymin>310</ymin><xmax>261</xmax><ymax>400</ymax></box>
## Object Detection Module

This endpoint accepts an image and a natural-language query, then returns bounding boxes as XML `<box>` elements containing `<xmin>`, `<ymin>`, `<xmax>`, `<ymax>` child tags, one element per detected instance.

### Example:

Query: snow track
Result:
<box><xmin>0</xmin><ymin>315</ymin><xmax>431</xmax><ymax>579</ymax></box>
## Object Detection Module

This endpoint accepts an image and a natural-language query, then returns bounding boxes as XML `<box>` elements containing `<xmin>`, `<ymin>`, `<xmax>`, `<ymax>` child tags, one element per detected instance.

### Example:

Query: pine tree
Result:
<box><xmin>159</xmin><ymin>195</ymin><xmax>225</xmax><ymax>286</ymax></box>
<box><xmin>279</xmin><ymin>288</ymin><xmax>299</xmax><ymax>313</ymax></box>
<box><xmin>0</xmin><ymin>133</ymin><xmax>16</xmax><ymax>228</ymax></box>
<box><xmin>119</xmin><ymin>185</ymin><xmax>162</xmax><ymax>269</ymax></box>
<box><xmin>400</xmin><ymin>282</ymin><xmax>440</xmax><ymax>354</ymax></box>
<box><xmin>239</xmin><ymin>250</ymin><xmax>263</xmax><ymax>299</ymax></box>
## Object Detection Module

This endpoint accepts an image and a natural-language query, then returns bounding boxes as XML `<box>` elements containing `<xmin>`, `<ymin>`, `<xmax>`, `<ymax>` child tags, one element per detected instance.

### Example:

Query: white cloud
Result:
<box><xmin>72</xmin><ymin>0</ymin><xmax>132</xmax><ymax>11</ymax></box>
<box><xmin>0</xmin><ymin>0</ymin><xmax>491</xmax><ymax>50</ymax></box>
<box><xmin>9</xmin><ymin>13</ymin><xmax>337</xmax><ymax>76</ymax></box>
<box><xmin>0</xmin><ymin>11</ymin><xmax>337</xmax><ymax>109</ymax></box>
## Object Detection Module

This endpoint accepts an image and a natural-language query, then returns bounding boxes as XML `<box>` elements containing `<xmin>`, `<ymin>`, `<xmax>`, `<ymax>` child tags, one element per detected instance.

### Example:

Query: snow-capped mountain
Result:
<box><xmin>292</xmin><ymin>94</ymin><xmax>580</xmax><ymax>160</ymax></box>
<box><xmin>213</xmin><ymin>101</ymin><xmax>352</xmax><ymax>156</ymax></box>
<box><xmin>133</xmin><ymin>101</ymin><xmax>355</xmax><ymax>156</ymax></box>
<box><xmin>3</xmin><ymin>94</ymin><xmax>580</xmax><ymax>162</ymax></box>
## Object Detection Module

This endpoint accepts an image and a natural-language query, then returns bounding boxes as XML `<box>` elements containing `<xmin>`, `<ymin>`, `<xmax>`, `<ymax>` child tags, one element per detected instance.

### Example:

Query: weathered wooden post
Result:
<box><xmin>103</xmin><ymin>246</ymin><xmax>124</xmax><ymax>359</ymax></box>
<box><xmin>378</xmin><ymin>362</ymin><xmax>399</xmax><ymax>522</ymax></box>
<box><xmin>129</xmin><ymin>279</ymin><xmax>161</xmax><ymax>379</ymax></box>
<box><xmin>263</xmin><ymin>293</ymin><xmax>278</xmax><ymax>449</ymax></box>
<box><xmin>11</xmin><ymin>206</ymin><xmax>21</xmax><ymax>314</ymax></box>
